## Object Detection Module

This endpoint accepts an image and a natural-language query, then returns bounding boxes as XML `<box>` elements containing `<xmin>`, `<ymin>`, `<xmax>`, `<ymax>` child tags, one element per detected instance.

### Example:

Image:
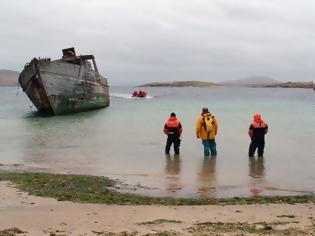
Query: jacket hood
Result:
<box><xmin>253</xmin><ymin>114</ymin><xmax>262</xmax><ymax>123</ymax></box>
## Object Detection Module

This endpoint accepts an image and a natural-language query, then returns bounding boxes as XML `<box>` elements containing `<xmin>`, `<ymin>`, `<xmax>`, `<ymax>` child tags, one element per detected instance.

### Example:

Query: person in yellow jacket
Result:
<box><xmin>196</xmin><ymin>107</ymin><xmax>218</xmax><ymax>156</ymax></box>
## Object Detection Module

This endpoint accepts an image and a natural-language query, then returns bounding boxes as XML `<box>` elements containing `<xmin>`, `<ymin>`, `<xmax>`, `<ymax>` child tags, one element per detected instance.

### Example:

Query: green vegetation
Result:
<box><xmin>92</xmin><ymin>231</ymin><xmax>138</xmax><ymax>236</ymax></box>
<box><xmin>188</xmin><ymin>221</ymin><xmax>314</xmax><ymax>236</ymax></box>
<box><xmin>0</xmin><ymin>172</ymin><xmax>314</xmax><ymax>205</ymax></box>
<box><xmin>89</xmin><ymin>220</ymin><xmax>315</xmax><ymax>236</ymax></box>
<box><xmin>277</xmin><ymin>214</ymin><xmax>296</xmax><ymax>218</ymax></box>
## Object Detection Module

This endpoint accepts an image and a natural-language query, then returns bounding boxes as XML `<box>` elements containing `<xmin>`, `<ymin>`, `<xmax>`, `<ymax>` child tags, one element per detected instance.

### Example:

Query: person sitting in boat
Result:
<box><xmin>141</xmin><ymin>91</ymin><xmax>147</xmax><ymax>97</ymax></box>
<box><xmin>132</xmin><ymin>91</ymin><xmax>139</xmax><ymax>97</ymax></box>
<box><xmin>138</xmin><ymin>90</ymin><xmax>147</xmax><ymax>97</ymax></box>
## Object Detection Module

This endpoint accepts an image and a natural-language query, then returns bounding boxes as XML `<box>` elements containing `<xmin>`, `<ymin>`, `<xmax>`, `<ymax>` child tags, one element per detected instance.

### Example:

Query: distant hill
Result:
<box><xmin>254</xmin><ymin>81</ymin><xmax>314</xmax><ymax>89</ymax></box>
<box><xmin>221</xmin><ymin>76</ymin><xmax>279</xmax><ymax>86</ymax></box>
<box><xmin>0</xmin><ymin>69</ymin><xmax>19</xmax><ymax>86</ymax></box>
<box><xmin>221</xmin><ymin>77</ymin><xmax>313</xmax><ymax>89</ymax></box>
<box><xmin>139</xmin><ymin>81</ymin><xmax>220</xmax><ymax>87</ymax></box>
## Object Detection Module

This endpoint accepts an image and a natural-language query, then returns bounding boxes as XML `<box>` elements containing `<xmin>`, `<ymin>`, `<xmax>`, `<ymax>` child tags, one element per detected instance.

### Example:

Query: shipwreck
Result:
<box><xmin>19</xmin><ymin>47</ymin><xmax>109</xmax><ymax>115</ymax></box>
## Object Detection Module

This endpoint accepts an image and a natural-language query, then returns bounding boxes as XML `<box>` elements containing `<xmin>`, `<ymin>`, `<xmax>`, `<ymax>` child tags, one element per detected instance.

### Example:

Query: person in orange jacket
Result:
<box><xmin>132</xmin><ymin>91</ymin><xmax>139</xmax><ymax>97</ymax></box>
<box><xmin>248</xmin><ymin>113</ymin><xmax>268</xmax><ymax>157</ymax></box>
<box><xmin>163</xmin><ymin>112</ymin><xmax>183</xmax><ymax>155</ymax></box>
<box><xmin>196</xmin><ymin>107</ymin><xmax>218</xmax><ymax>156</ymax></box>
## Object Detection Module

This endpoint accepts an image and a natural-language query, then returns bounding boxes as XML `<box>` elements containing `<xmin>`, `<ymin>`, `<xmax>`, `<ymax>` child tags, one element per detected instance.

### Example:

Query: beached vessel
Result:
<box><xmin>18</xmin><ymin>47</ymin><xmax>109</xmax><ymax>115</ymax></box>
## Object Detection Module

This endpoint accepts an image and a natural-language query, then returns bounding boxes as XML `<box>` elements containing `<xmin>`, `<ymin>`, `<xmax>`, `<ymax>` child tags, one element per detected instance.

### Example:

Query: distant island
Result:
<box><xmin>139</xmin><ymin>81</ymin><xmax>220</xmax><ymax>87</ymax></box>
<box><xmin>140</xmin><ymin>77</ymin><xmax>280</xmax><ymax>88</ymax></box>
<box><xmin>251</xmin><ymin>81</ymin><xmax>314</xmax><ymax>89</ymax></box>
<box><xmin>0</xmin><ymin>69</ymin><xmax>19</xmax><ymax>86</ymax></box>
<box><xmin>1</xmin><ymin>70</ymin><xmax>313</xmax><ymax>89</ymax></box>
<box><xmin>222</xmin><ymin>77</ymin><xmax>313</xmax><ymax>89</ymax></box>
<box><xmin>222</xmin><ymin>76</ymin><xmax>280</xmax><ymax>85</ymax></box>
<box><xmin>139</xmin><ymin>77</ymin><xmax>314</xmax><ymax>89</ymax></box>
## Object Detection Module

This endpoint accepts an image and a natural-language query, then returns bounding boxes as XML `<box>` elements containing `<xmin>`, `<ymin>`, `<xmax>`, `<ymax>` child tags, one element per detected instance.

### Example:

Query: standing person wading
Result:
<box><xmin>163</xmin><ymin>113</ymin><xmax>183</xmax><ymax>155</ymax></box>
<box><xmin>196</xmin><ymin>107</ymin><xmax>218</xmax><ymax>157</ymax></box>
<box><xmin>248</xmin><ymin>113</ymin><xmax>268</xmax><ymax>157</ymax></box>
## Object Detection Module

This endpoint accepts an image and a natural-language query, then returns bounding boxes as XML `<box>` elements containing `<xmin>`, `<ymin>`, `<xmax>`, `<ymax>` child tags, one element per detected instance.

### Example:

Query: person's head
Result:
<box><xmin>201</xmin><ymin>107</ymin><xmax>209</xmax><ymax>115</ymax></box>
<box><xmin>253</xmin><ymin>113</ymin><xmax>262</xmax><ymax>123</ymax></box>
<box><xmin>170</xmin><ymin>112</ymin><xmax>176</xmax><ymax>117</ymax></box>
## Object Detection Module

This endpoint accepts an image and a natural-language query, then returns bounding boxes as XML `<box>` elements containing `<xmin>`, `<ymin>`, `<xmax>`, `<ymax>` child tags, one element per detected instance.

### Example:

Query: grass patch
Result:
<box><xmin>188</xmin><ymin>221</ymin><xmax>313</xmax><ymax>236</ymax></box>
<box><xmin>91</xmin><ymin>222</ymin><xmax>314</xmax><ymax>236</ymax></box>
<box><xmin>0</xmin><ymin>172</ymin><xmax>315</xmax><ymax>205</ymax></box>
<box><xmin>137</xmin><ymin>219</ymin><xmax>182</xmax><ymax>225</ymax></box>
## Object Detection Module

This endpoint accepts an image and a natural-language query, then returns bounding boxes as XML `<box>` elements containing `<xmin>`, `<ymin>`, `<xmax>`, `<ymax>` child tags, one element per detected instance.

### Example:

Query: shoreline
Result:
<box><xmin>1</xmin><ymin>180</ymin><xmax>314</xmax><ymax>235</ymax></box>
<box><xmin>0</xmin><ymin>171</ymin><xmax>315</xmax><ymax>235</ymax></box>
<box><xmin>1</xmin><ymin>172</ymin><xmax>314</xmax><ymax>206</ymax></box>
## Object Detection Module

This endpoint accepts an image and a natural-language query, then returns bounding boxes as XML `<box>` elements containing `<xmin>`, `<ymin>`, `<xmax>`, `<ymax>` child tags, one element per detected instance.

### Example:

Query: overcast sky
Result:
<box><xmin>0</xmin><ymin>0</ymin><xmax>314</xmax><ymax>85</ymax></box>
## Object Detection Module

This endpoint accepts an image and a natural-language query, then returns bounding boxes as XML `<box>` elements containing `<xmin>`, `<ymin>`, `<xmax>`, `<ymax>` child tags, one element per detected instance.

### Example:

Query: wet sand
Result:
<box><xmin>1</xmin><ymin>181</ymin><xmax>314</xmax><ymax>235</ymax></box>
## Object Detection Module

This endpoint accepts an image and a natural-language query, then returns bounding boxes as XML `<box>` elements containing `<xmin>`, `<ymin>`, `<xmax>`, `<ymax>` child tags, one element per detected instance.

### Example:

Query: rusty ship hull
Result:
<box><xmin>19</xmin><ymin>51</ymin><xmax>109</xmax><ymax>115</ymax></box>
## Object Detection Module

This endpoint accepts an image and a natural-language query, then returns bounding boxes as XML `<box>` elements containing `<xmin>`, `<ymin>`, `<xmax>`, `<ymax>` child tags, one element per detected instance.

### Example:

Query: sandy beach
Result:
<box><xmin>1</xmin><ymin>181</ymin><xmax>314</xmax><ymax>236</ymax></box>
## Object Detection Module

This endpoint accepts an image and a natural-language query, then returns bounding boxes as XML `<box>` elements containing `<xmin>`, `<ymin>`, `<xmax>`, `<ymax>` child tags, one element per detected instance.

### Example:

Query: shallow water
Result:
<box><xmin>0</xmin><ymin>86</ymin><xmax>314</xmax><ymax>198</ymax></box>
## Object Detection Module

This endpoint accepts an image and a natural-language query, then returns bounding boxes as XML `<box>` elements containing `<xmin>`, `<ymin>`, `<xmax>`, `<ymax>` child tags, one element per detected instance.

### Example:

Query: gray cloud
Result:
<box><xmin>0</xmin><ymin>0</ymin><xmax>314</xmax><ymax>84</ymax></box>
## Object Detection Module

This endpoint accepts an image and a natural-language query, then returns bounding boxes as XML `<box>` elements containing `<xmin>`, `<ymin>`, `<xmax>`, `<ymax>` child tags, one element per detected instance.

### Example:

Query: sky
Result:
<box><xmin>0</xmin><ymin>0</ymin><xmax>314</xmax><ymax>85</ymax></box>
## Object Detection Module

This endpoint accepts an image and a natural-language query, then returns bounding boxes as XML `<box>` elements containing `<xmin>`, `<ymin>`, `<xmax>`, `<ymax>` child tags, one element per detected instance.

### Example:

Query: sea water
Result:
<box><xmin>0</xmin><ymin>86</ymin><xmax>314</xmax><ymax>198</ymax></box>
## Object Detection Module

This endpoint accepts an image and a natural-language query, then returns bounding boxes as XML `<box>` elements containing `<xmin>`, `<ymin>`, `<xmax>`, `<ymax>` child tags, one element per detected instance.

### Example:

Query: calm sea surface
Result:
<box><xmin>0</xmin><ymin>86</ymin><xmax>314</xmax><ymax>198</ymax></box>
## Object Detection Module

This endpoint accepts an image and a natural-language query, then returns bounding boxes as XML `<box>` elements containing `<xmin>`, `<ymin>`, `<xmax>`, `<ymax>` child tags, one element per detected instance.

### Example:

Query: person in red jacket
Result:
<box><xmin>163</xmin><ymin>112</ymin><xmax>183</xmax><ymax>155</ymax></box>
<box><xmin>248</xmin><ymin>113</ymin><xmax>268</xmax><ymax>157</ymax></box>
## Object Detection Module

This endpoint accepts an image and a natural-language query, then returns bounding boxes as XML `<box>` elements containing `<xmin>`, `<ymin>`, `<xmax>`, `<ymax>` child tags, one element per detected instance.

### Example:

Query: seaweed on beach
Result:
<box><xmin>92</xmin><ymin>231</ymin><xmax>138</xmax><ymax>236</ymax></box>
<box><xmin>92</xmin><ymin>231</ymin><xmax>180</xmax><ymax>236</ymax></box>
<box><xmin>186</xmin><ymin>221</ymin><xmax>315</xmax><ymax>236</ymax></box>
<box><xmin>137</xmin><ymin>219</ymin><xmax>182</xmax><ymax>225</ymax></box>
<box><xmin>0</xmin><ymin>172</ymin><xmax>314</xmax><ymax>206</ymax></box>
<box><xmin>0</xmin><ymin>227</ymin><xmax>26</xmax><ymax>236</ymax></box>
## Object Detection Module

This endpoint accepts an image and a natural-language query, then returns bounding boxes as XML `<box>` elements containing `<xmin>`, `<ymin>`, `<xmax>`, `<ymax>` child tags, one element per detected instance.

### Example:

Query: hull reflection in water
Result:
<box><xmin>248</xmin><ymin>156</ymin><xmax>265</xmax><ymax>197</ymax></box>
<box><xmin>165</xmin><ymin>155</ymin><xmax>182</xmax><ymax>196</ymax></box>
<box><xmin>197</xmin><ymin>157</ymin><xmax>217</xmax><ymax>197</ymax></box>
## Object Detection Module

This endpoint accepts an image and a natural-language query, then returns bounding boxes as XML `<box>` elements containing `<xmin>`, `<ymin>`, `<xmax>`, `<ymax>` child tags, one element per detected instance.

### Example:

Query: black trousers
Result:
<box><xmin>165</xmin><ymin>135</ymin><xmax>181</xmax><ymax>154</ymax></box>
<box><xmin>249</xmin><ymin>140</ymin><xmax>265</xmax><ymax>157</ymax></box>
